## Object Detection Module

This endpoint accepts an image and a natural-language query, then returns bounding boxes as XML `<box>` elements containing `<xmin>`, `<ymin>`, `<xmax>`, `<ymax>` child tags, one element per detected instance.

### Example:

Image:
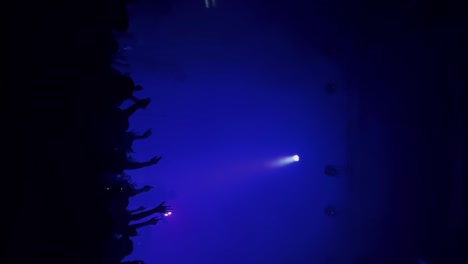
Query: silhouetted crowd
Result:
<box><xmin>94</xmin><ymin>68</ymin><xmax>171</xmax><ymax>264</ymax></box>
<box><xmin>4</xmin><ymin>0</ymin><xmax>174</xmax><ymax>264</ymax></box>
<box><xmin>91</xmin><ymin>1</ymin><xmax>171</xmax><ymax>263</ymax></box>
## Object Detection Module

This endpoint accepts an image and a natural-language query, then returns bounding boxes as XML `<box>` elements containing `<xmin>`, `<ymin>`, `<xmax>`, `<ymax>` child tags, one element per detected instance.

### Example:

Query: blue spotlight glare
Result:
<box><xmin>293</xmin><ymin>155</ymin><xmax>299</xmax><ymax>162</ymax></box>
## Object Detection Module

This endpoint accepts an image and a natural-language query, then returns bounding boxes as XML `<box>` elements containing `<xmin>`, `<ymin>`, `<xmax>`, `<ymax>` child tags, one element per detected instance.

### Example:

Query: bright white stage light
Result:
<box><xmin>268</xmin><ymin>154</ymin><xmax>301</xmax><ymax>167</ymax></box>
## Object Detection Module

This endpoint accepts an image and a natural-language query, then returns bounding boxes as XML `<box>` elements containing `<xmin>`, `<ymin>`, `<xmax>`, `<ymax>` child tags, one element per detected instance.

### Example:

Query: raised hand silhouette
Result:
<box><xmin>136</xmin><ymin>98</ymin><xmax>151</xmax><ymax>109</ymax></box>
<box><xmin>148</xmin><ymin>156</ymin><xmax>162</xmax><ymax>165</ymax></box>
<box><xmin>142</xmin><ymin>128</ymin><xmax>152</xmax><ymax>138</ymax></box>
<box><xmin>155</xmin><ymin>201</ymin><xmax>172</xmax><ymax>213</ymax></box>
<box><xmin>148</xmin><ymin>217</ymin><xmax>160</xmax><ymax>225</ymax></box>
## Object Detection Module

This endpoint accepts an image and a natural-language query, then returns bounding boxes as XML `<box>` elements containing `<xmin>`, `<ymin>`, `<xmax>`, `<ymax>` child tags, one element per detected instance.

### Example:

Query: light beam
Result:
<box><xmin>268</xmin><ymin>154</ymin><xmax>300</xmax><ymax>168</ymax></box>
